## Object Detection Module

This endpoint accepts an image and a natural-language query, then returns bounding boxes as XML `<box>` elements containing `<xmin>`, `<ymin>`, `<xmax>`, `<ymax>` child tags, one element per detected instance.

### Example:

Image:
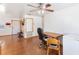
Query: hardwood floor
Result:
<box><xmin>0</xmin><ymin>35</ymin><xmax>62</xmax><ymax>55</ymax></box>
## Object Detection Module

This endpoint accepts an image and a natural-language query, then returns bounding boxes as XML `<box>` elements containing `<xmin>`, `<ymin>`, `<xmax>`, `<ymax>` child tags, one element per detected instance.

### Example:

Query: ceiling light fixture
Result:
<box><xmin>38</xmin><ymin>10</ymin><xmax>45</xmax><ymax>15</ymax></box>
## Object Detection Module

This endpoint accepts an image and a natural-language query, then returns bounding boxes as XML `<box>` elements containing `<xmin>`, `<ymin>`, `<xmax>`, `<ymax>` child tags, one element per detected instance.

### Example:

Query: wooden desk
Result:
<box><xmin>44</xmin><ymin>32</ymin><xmax>63</xmax><ymax>39</ymax></box>
<box><xmin>44</xmin><ymin>32</ymin><xmax>63</xmax><ymax>44</ymax></box>
<box><xmin>44</xmin><ymin>32</ymin><xmax>63</xmax><ymax>45</ymax></box>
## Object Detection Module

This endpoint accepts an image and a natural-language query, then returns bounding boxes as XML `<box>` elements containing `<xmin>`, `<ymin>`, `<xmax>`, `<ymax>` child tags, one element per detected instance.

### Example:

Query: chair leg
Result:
<box><xmin>47</xmin><ymin>48</ymin><xmax>49</xmax><ymax>55</ymax></box>
<box><xmin>58</xmin><ymin>50</ymin><xmax>60</xmax><ymax>55</ymax></box>
<box><xmin>58</xmin><ymin>45</ymin><xmax>61</xmax><ymax>55</ymax></box>
<box><xmin>0</xmin><ymin>46</ymin><xmax>1</xmax><ymax>55</ymax></box>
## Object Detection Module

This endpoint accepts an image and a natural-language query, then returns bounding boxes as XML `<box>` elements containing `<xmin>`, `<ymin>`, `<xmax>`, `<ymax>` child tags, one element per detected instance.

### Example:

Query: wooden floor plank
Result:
<box><xmin>0</xmin><ymin>35</ymin><xmax>62</xmax><ymax>55</ymax></box>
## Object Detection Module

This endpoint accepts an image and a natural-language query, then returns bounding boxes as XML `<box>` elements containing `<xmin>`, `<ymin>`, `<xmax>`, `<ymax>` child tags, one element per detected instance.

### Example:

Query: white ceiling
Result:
<box><xmin>0</xmin><ymin>3</ymin><xmax>79</xmax><ymax>18</ymax></box>
<box><xmin>53</xmin><ymin>3</ymin><xmax>79</xmax><ymax>11</ymax></box>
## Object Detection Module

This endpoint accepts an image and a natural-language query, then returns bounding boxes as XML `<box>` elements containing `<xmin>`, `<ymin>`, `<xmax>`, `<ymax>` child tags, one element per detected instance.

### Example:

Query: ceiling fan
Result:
<box><xmin>27</xmin><ymin>3</ymin><xmax>54</xmax><ymax>13</ymax></box>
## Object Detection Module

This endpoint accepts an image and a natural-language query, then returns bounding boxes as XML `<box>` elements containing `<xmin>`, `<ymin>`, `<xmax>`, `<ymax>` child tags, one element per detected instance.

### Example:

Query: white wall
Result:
<box><xmin>0</xmin><ymin>9</ymin><xmax>20</xmax><ymax>36</ymax></box>
<box><xmin>0</xmin><ymin>14</ymin><xmax>42</xmax><ymax>36</ymax></box>
<box><xmin>0</xmin><ymin>4</ymin><xmax>42</xmax><ymax>36</ymax></box>
<box><xmin>0</xmin><ymin>17</ymin><xmax>20</xmax><ymax>36</ymax></box>
<box><xmin>33</xmin><ymin>16</ymin><xmax>42</xmax><ymax>36</ymax></box>
<box><xmin>44</xmin><ymin>4</ymin><xmax>79</xmax><ymax>35</ymax></box>
<box><xmin>0</xmin><ymin>4</ymin><xmax>23</xmax><ymax>36</ymax></box>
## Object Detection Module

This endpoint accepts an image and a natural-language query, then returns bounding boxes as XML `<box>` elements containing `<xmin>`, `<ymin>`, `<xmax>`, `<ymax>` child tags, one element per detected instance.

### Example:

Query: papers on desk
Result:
<box><xmin>49</xmin><ymin>44</ymin><xmax>57</xmax><ymax>48</ymax></box>
<box><xmin>44</xmin><ymin>39</ymin><xmax>48</xmax><ymax>41</ymax></box>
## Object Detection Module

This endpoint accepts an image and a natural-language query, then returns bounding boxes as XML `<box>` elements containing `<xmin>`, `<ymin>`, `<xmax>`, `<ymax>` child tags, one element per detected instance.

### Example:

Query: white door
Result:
<box><xmin>12</xmin><ymin>20</ymin><xmax>20</xmax><ymax>34</ymax></box>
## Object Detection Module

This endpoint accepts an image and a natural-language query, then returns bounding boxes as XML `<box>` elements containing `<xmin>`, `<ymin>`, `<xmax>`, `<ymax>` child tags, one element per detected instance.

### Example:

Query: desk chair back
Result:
<box><xmin>37</xmin><ymin>28</ymin><xmax>44</xmax><ymax>40</ymax></box>
<box><xmin>37</xmin><ymin>28</ymin><xmax>47</xmax><ymax>48</ymax></box>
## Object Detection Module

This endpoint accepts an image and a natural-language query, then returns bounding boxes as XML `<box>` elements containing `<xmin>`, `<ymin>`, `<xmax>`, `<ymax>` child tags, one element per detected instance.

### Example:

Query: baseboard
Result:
<box><xmin>0</xmin><ymin>34</ymin><xmax>17</xmax><ymax>37</ymax></box>
<box><xmin>24</xmin><ymin>35</ymin><xmax>38</xmax><ymax>39</ymax></box>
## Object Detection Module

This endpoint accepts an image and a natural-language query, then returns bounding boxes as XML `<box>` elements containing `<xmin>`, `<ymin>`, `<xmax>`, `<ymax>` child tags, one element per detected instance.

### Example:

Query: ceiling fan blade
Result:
<box><xmin>27</xmin><ymin>4</ymin><xmax>39</xmax><ymax>8</ymax></box>
<box><xmin>45</xmin><ymin>9</ymin><xmax>54</xmax><ymax>12</ymax></box>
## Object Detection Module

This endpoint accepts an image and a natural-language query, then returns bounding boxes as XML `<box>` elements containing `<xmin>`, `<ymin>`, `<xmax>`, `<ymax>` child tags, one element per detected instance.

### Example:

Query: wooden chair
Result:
<box><xmin>47</xmin><ymin>38</ymin><xmax>60</xmax><ymax>55</ymax></box>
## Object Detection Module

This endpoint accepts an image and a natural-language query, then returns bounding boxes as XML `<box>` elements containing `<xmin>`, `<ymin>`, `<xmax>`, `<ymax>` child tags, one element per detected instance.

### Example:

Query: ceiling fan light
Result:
<box><xmin>38</xmin><ymin>10</ymin><xmax>44</xmax><ymax>14</ymax></box>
